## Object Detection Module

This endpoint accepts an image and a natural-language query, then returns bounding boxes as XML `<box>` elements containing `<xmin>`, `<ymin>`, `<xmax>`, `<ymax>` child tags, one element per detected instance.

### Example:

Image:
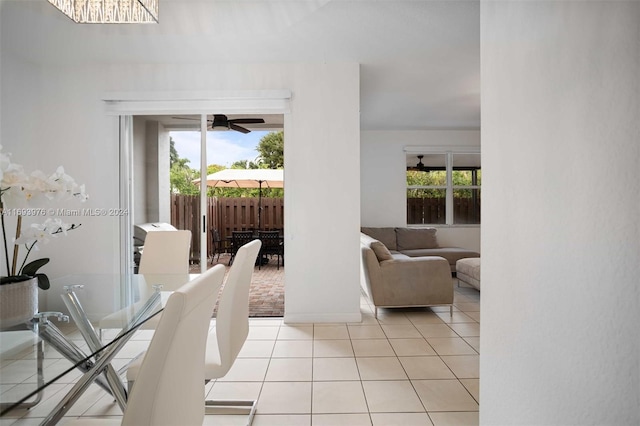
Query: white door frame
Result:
<box><xmin>105</xmin><ymin>90</ymin><xmax>291</xmax><ymax>275</ymax></box>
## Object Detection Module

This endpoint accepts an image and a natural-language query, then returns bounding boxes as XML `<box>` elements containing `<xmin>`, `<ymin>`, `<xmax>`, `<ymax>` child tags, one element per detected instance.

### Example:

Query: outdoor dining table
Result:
<box><xmin>226</xmin><ymin>231</ymin><xmax>284</xmax><ymax>266</ymax></box>
<box><xmin>0</xmin><ymin>273</ymin><xmax>199</xmax><ymax>425</ymax></box>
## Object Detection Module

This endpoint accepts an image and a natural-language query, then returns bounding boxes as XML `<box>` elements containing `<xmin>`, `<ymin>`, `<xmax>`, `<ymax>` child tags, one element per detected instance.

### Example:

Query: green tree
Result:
<box><xmin>207</xmin><ymin>164</ymin><xmax>225</xmax><ymax>175</ymax></box>
<box><xmin>230</xmin><ymin>159</ymin><xmax>260</xmax><ymax>169</ymax></box>
<box><xmin>229</xmin><ymin>131</ymin><xmax>284</xmax><ymax>171</ymax></box>
<box><xmin>406</xmin><ymin>169</ymin><xmax>481</xmax><ymax>199</ymax></box>
<box><xmin>170</xmin><ymin>136</ymin><xmax>200</xmax><ymax>195</ymax></box>
<box><xmin>216</xmin><ymin>131</ymin><xmax>285</xmax><ymax>198</ymax></box>
<box><xmin>170</xmin><ymin>162</ymin><xmax>199</xmax><ymax>195</ymax></box>
<box><xmin>255</xmin><ymin>131</ymin><xmax>284</xmax><ymax>169</ymax></box>
<box><xmin>170</xmin><ymin>137</ymin><xmax>180</xmax><ymax>167</ymax></box>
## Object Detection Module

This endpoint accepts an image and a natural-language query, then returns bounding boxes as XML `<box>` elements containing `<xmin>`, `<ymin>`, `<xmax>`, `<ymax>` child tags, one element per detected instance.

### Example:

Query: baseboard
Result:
<box><xmin>283</xmin><ymin>312</ymin><xmax>362</xmax><ymax>324</ymax></box>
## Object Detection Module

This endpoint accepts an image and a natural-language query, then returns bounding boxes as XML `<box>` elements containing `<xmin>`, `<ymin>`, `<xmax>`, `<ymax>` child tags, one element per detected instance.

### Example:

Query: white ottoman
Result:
<box><xmin>456</xmin><ymin>257</ymin><xmax>481</xmax><ymax>290</ymax></box>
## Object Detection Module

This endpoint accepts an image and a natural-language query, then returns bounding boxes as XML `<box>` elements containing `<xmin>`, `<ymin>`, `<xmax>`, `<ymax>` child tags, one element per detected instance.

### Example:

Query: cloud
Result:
<box><xmin>171</xmin><ymin>131</ymin><xmax>268</xmax><ymax>168</ymax></box>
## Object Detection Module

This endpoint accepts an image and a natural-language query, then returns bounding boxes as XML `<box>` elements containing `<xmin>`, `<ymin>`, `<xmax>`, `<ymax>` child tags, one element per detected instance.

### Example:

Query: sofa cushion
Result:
<box><xmin>361</xmin><ymin>227</ymin><xmax>397</xmax><ymax>250</ymax></box>
<box><xmin>361</xmin><ymin>233</ymin><xmax>394</xmax><ymax>262</ymax></box>
<box><xmin>401</xmin><ymin>247</ymin><xmax>480</xmax><ymax>271</ymax></box>
<box><xmin>396</xmin><ymin>227</ymin><xmax>438</xmax><ymax>250</ymax></box>
<box><xmin>370</xmin><ymin>241</ymin><xmax>393</xmax><ymax>262</ymax></box>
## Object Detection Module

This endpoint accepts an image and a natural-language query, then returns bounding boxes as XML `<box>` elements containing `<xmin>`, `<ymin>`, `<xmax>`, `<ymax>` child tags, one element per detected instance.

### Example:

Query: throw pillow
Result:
<box><xmin>370</xmin><ymin>241</ymin><xmax>393</xmax><ymax>261</ymax></box>
<box><xmin>396</xmin><ymin>227</ymin><xmax>438</xmax><ymax>250</ymax></box>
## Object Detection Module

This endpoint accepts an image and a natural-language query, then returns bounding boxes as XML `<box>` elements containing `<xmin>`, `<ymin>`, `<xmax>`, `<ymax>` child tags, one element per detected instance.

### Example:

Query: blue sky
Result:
<box><xmin>170</xmin><ymin>130</ymin><xmax>269</xmax><ymax>169</ymax></box>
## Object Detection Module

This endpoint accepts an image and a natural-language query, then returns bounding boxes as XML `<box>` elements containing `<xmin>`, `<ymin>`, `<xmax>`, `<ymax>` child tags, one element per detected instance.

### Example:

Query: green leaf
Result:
<box><xmin>21</xmin><ymin>258</ymin><xmax>50</xmax><ymax>276</ymax></box>
<box><xmin>35</xmin><ymin>273</ymin><xmax>50</xmax><ymax>290</ymax></box>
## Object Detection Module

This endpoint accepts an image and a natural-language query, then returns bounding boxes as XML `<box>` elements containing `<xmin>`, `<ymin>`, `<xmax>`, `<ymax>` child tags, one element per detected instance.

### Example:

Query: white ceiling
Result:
<box><xmin>1</xmin><ymin>0</ymin><xmax>480</xmax><ymax>131</ymax></box>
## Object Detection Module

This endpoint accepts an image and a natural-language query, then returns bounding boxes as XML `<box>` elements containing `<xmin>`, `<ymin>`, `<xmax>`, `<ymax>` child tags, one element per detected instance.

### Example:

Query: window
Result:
<box><xmin>406</xmin><ymin>150</ymin><xmax>481</xmax><ymax>225</ymax></box>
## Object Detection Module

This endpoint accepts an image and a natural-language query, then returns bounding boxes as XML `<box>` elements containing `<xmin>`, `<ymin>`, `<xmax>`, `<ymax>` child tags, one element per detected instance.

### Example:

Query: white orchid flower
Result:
<box><xmin>0</xmin><ymin>145</ymin><xmax>9</xmax><ymax>183</ymax></box>
<box><xmin>46</xmin><ymin>218</ymin><xmax>68</xmax><ymax>236</ymax></box>
<box><xmin>48</xmin><ymin>166</ymin><xmax>88</xmax><ymax>201</ymax></box>
<box><xmin>14</xmin><ymin>218</ymin><xmax>71</xmax><ymax>247</ymax></box>
<box><xmin>1</xmin><ymin>145</ymin><xmax>87</xmax><ymax>282</ymax></box>
<box><xmin>15</xmin><ymin>222</ymin><xmax>51</xmax><ymax>246</ymax></box>
<box><xmin>75</xmin><ymin>183</ymin><xmax>88</xmax><ymax>202</ymax></box>
<box><xmin>1</xmin><ymin>162</ymin><xmax>27</xmax><ymax>189</ymax></box>
<box><xmin>1</xmin><ymin>164</ymin><xmax>31</xmax><ymax>207</ymax></box>
<box><xmin>25</xmin><ymin>170</ymin><xmax>57</xmax><ymax>201</ymax></box>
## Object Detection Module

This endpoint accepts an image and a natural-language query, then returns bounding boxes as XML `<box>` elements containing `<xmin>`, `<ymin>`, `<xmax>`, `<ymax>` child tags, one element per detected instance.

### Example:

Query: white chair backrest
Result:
<box><xmin>123</xmin><ymin>264</ymin><xmax>225</xmax><ymax>426</ymax></box>
<box><xmin>215</xmin><ymin>239</ymin><xmax>261</xmax><ymax>374</ymax></box>
<box><xmin>139</xmin><ymin>230</ymin><xmax>191</xmax><ymax>274</ymax></box>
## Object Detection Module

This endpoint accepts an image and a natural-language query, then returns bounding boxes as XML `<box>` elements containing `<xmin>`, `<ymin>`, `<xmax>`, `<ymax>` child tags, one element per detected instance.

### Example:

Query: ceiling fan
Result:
<box><xmin>172</xmin><ymin>114</ymin><xmax>265</xmax><ymax>134</ymax></box>
<box><xmin>407</xmin><ymin>155</ymin><xmax>427</xmax><ymax>172</ymax></box>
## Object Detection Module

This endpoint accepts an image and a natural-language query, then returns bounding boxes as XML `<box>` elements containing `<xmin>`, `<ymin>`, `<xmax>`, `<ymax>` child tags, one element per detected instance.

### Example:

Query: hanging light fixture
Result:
<box><xmin>48</xmin><ymin>0</ymin><xmax>159</xmax><ymax>24</ymax></box>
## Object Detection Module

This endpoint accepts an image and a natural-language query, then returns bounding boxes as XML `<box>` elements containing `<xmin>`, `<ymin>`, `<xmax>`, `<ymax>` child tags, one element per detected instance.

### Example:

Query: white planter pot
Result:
<box><xmin>0</xmin><ymin>277</ymin><xmax>38</xmax><ymax>330</ymax></box>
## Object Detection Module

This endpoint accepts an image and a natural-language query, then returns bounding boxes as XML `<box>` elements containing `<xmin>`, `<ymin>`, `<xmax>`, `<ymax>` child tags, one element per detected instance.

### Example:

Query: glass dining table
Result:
<box><xmin>0</xmin><ymin>273</ymin><xmax>199</xmax><ymax>425</ymax></box>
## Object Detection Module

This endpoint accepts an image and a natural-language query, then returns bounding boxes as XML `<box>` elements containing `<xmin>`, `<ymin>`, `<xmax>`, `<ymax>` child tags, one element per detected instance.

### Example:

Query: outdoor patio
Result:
<box><xmin>190</xmin><ymin>252</ymin><xmax>284</xmax><ymax>317</ymax></box>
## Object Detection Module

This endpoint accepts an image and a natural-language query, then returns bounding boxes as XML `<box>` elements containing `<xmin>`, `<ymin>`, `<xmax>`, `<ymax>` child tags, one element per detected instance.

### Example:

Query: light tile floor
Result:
<box><xmin>0</xmin><ymin>279</ymin><xmax>480</xmax><ymax>426</ymax></box>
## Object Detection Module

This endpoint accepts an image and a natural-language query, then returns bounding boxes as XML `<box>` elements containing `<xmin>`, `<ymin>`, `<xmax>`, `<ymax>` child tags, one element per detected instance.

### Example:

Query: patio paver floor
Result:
<box><xmin>190</xmin><ymin>253</ymin><xmax>284</xmax><ymax>317</ymax></box>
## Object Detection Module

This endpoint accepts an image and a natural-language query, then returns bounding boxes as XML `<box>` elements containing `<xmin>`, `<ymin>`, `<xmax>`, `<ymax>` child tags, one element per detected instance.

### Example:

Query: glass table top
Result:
<box><xmin>0</xmin><ymin>273</ymin><xmax>198</xmax><ymax>420</ymax></box>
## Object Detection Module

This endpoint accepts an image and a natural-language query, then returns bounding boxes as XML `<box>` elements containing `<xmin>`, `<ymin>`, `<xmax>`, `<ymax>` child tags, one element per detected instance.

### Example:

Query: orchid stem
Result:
<box><xmin>10</xmin><ymin>215</ymin><xmax>22</xmax><ymax>276</ymax></box>
<box><xmin>17</xmin><ymin>242</ymin><xmax>36</xmax><ymax>276</ymax></box>
<box><xmin>1</xmin><ymin>205</ymin><xmax>10</xmax><ymax>276</ymax></box>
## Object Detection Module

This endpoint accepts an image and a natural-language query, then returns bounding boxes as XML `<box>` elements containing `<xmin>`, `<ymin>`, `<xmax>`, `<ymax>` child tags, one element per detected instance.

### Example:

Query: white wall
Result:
<box><xmin>132</xmin><ymin>116</ymin><xmax>147</xmax><ymax>225</ymax></box>
<box><xmin>361</xmin><ymin>130</ymin><xmax>481</xmax><ymax>251</ymax></box>
<box><xmin>1</xmin><ymin>57</ymin><xmax>123</xmax><ymax>287</ymax></box>
<box><xmin>284</xmin><ymin>63</ymin><xmax>361</xmax><ymax>323</ymax></box>
<box><xmin>1</xmin><ymin>43</ymin><xmax>361</xmax><ymax>320</ymax></box>
<box><xmin>142</xmin><ymin>120</ymin><xmax>171</xmax><ymax>223</ymax></box>
<box><xmin>481</xmin><ymin>2</ymin><xmax>639</xmax><ymax>425</ymax></box>
<box><xmin>157</xmin><ymin>125</ymin><xmax>170</xmax><ymax>224</ymax></box>
<box><xmin>144</xmin><ymin>121</ymin><xmax>160</xmax><ymax>222</ymax></box>
<box><xmin>132</xmin><ymin>119</ymin><xmax>171</xmax><ymax>225</ymax></box>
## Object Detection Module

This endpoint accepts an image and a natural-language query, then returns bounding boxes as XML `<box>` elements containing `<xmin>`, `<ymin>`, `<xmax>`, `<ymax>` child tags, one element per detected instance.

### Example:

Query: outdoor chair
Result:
<box><xmin>257</xmin><ymin>230</ymin><xmax>283</xmax><ymax>270</ymax></box>
<box><xmin>229</xmin><ymin>231</ymin><xmax>255</xmax><ymax>265</ymax></box>
<box><xmin>209</xmin><ymin>229</ymin><xmax>225</xmax><ymax>263</ymax></box>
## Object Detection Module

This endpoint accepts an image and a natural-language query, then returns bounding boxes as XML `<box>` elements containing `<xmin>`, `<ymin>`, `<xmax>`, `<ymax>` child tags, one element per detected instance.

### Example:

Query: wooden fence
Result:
<box><xmin>171</xmin><ymin>194</ymin><xmax>284</xmax><ymax>260</ymax></box>
<box><xmin>407</xmin><ymin>197</ymin><xmax>480</xmax><ymax>225</ymax></box>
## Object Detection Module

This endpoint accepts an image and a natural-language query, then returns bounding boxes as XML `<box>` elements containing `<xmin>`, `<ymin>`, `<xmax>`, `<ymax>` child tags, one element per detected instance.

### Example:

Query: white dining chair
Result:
<box><xmin>203</xmin><ymin>239</ymin><xmax>261</xmax><ymax>425</ymax></box>
<box><xmin>98</xmin><ymin>230</ymin><xmax>192</xmax><ymax>339</ymax></box>
<box><xmin>138</xmin><ymin>230</ymin><xmax>192</xmax><ymax>274</ymax></box>
<box><xmin>126</xmin><ymin>239</ymin><xmax>262</xmax><ymax>425</ymax></box>
<box><xmin>66</xmin><ymin>264</ymin><xmax>226</xmax><ymax>426</ymax></box>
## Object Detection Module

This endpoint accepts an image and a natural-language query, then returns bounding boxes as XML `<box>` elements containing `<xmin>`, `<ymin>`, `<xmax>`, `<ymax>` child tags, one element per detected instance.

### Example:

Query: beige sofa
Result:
<box><xmin>361</xmin><ymin>227</ymin><xmax>480</xmax><ymax>273</ymax></box>
<box><xmin>360</xmin><ymin>232</ymin><xmax>453</xmax><ymax>317</ymax></box>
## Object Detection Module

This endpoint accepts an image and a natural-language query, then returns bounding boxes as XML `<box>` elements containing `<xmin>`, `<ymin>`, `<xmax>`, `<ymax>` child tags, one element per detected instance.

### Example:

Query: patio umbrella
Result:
<box><xmin>195</xmin><ymin>169</ymin><xmax>284</xmax><ymax>230</ymax></box>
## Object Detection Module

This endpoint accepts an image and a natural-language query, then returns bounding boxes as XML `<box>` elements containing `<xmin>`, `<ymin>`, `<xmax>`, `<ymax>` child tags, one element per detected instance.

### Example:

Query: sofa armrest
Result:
<box><xmin>360</xmin><ymin>245</ymin><xmax>382</xmax><ymax>301</ymax></box>
<box><xmin>377</xmin><ymin>256</ymin><xmax>452</xmax><ymax>306</ymax></box>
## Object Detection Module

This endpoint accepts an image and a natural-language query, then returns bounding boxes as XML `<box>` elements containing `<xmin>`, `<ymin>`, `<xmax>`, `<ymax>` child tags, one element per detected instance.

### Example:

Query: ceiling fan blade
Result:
<box><xmin>172</xmin><ymin>116</ymin><xmax>199</xmax><ymax>121</ymax></box>
<box><xmin>228</xmin><ymin>118</ymin><xmax>265</xmax><ymax>124</ymax></box>
<box><xmin>229</xmin><ymin>123</ymin><xmax>251</xmax><ymax>133</ymax></box>
<box><xmin>172</xmin><ymin>116</ymin><xmax>213</xmax><ymax>123</ymax></box>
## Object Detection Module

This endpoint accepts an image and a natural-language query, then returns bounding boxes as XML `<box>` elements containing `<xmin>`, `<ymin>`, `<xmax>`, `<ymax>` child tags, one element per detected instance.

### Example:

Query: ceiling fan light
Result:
<box><xmin>211</xmin><ymin>115</ymin><xmax>227</xmax><ymax>129</ymax></box>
